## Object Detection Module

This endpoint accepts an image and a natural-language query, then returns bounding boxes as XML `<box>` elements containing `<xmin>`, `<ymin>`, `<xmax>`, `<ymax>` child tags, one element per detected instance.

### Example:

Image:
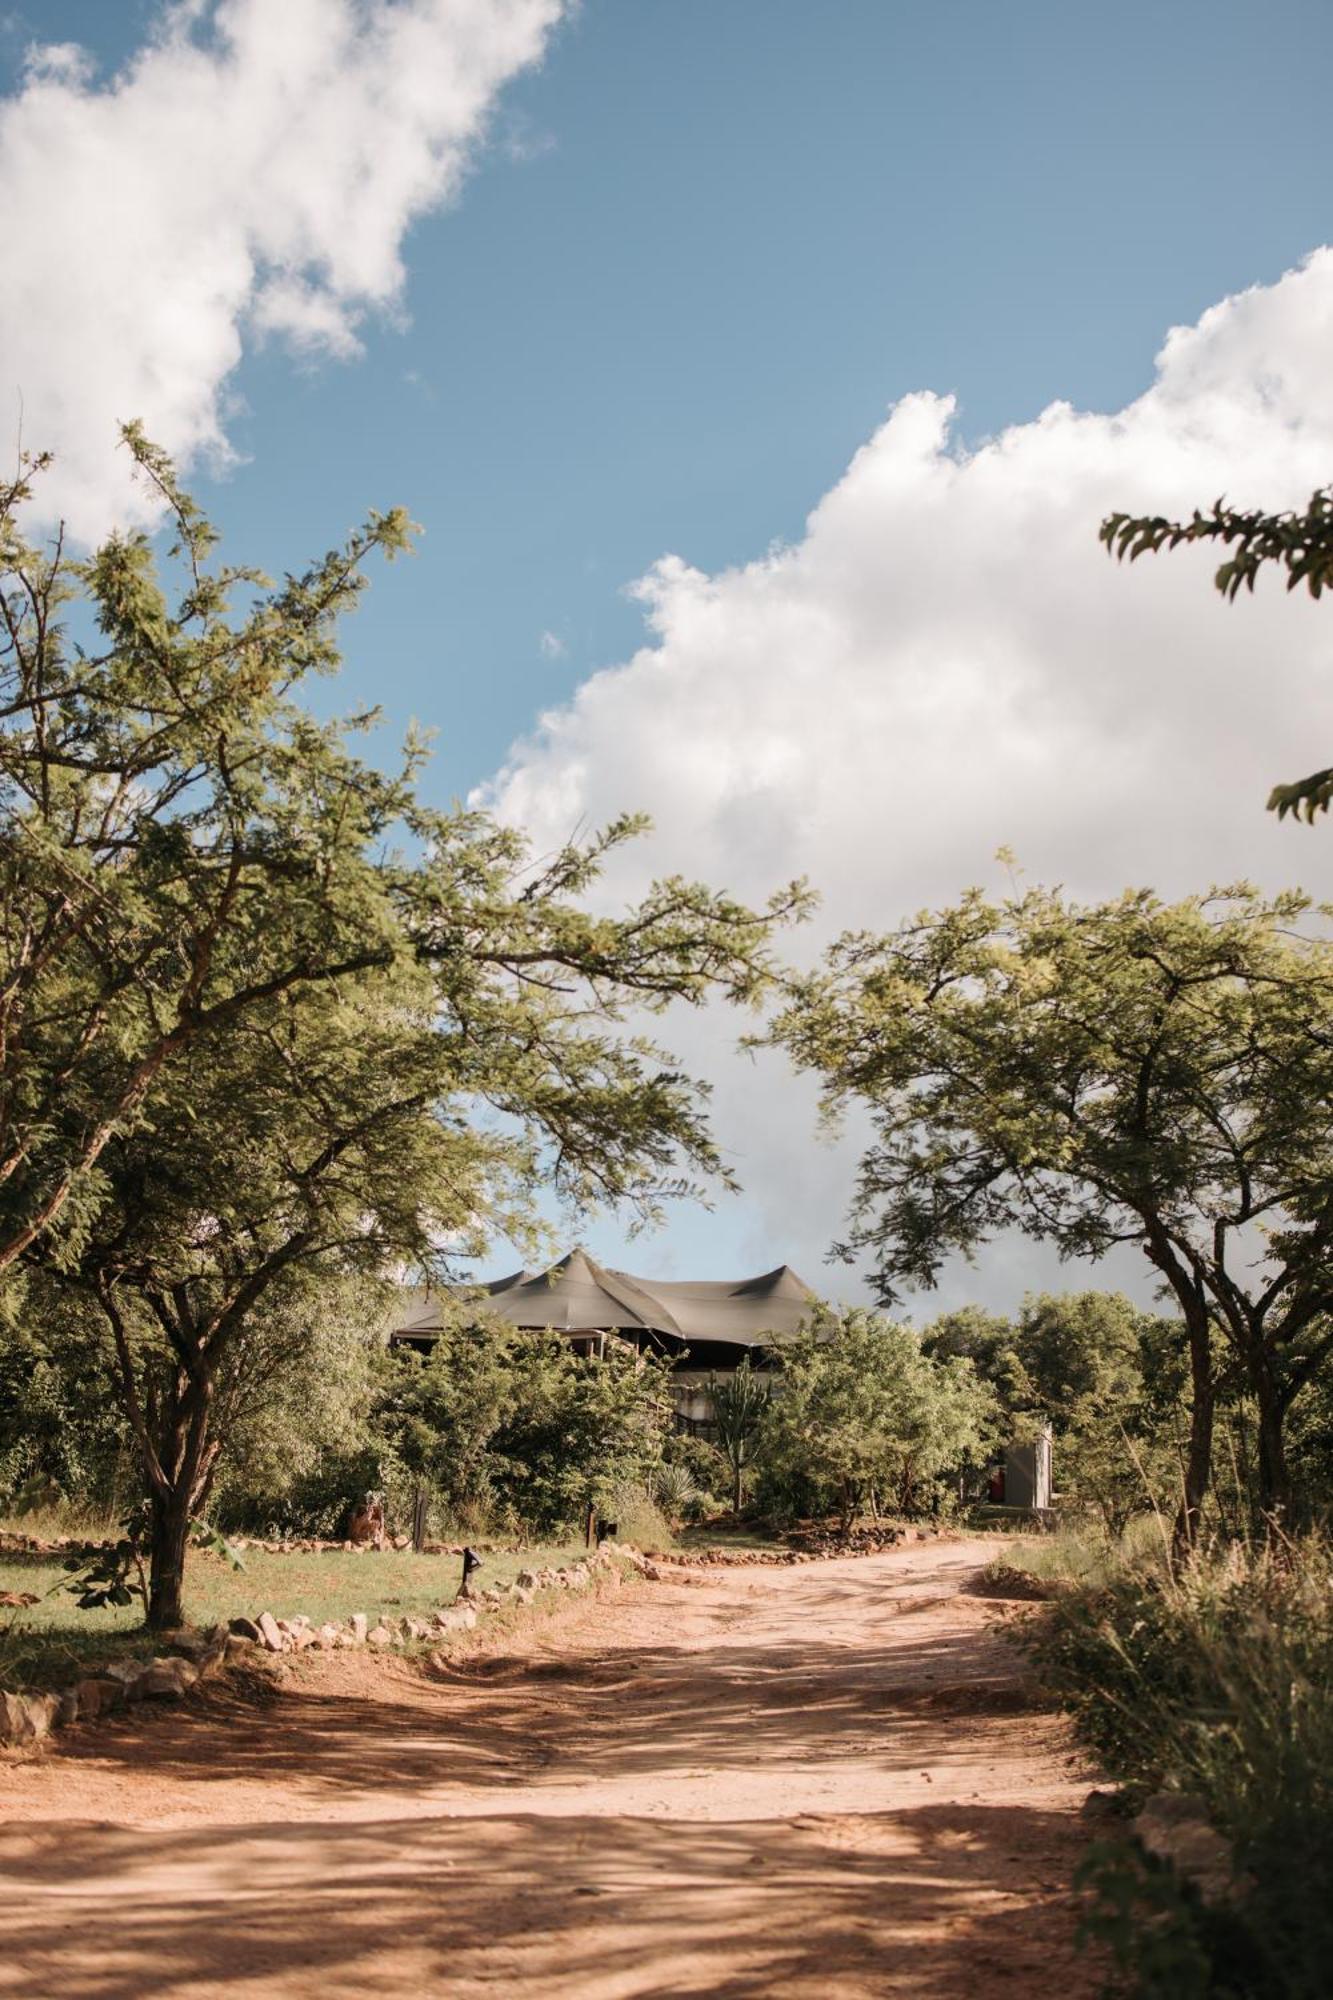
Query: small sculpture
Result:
<box><xmin>347</xmin><ymin>1491</ymin><xmax>387</xmax><ymax>1549</ymax></box>
<box><xmin>457</xmin><ymin>1545</ymin><xmax>484</xmax><ymax>1600</ymax></box>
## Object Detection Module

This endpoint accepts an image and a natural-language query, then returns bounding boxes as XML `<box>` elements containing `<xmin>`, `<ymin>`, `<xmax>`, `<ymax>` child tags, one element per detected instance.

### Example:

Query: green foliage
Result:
<box><xmin>0</xmin><ymin>432</ymin><xmax>418</xmax><ymax>1276</ymax></box>
<box><xmin>1019</xmin><ymin>1535</ymin><xmax>1333</xmax><ymax>1997</ymax></box>
<box><xmin>210</xmin><ymin>1273</ymin><xmax>390</xmax><ymax>1530</ymax></box>
<box><xmin>645</xmin><ymin>1458</ymin><xmax>708</xmax><ymax>1526</ymax></box>
<box><xmin>709</xmin><ymin>1356</ymin><xmax>771</xmax><ymax>1513</ymax></box>
<box><xmin>1075</xmin><ymin>1843</ymin><xmax>1260</xmax><ymax>2000</ymax></box>
<box><xmin>1101</xmin><ymin>487</ymin><xmax>1333</xmax><ymax>821</ymax></box>
<box><xmin>62</xmin><ymin>1503</ymin><xmax>151</xmax><ymax>1615</ymax></box>
<box><xmin>759</xmin><ymin>1305</ymin><xmax>998</xmax><ymax>1525</ymax></box>
<box><xmin>770</xmin><ymin>883</ymin><xmax>1333</xmax><ymax>1539</ymax></box>
<box><xmin>60</xmin><ymin>1505</ymin><xmax>242</xmax><ymax>1617</ymax></box>
<box><xmin>366</xmin><ymin>1315</ymin><xmax>524</xmax><ymax>1530</ymax></box>
<box><xmin>0</xmin><ymin>441</ymin><xmax>801</xmax><ymax>1626</ymax></box>
<box><xmin>919</xmin><ymin>1304</ymin><xmax>1026</xmax><ymax>1409</ymax></box>
<box><xmin>488</xmin><ymin>1333</ymin><xmax>674</xmax><ymax>1536</ymax></box>
<box><xmin>926</xmin><ymin>1292</ymin><xmax>1187</xmax><ymax>1533</ymax></box>
<box><xmin>659</xmin><ymin>1429</ymin><xmax>730</xmax><ymax>1504</ymax></box>
<box><xmin>0</xmin><ymin>1280</ymin><xmax>135</xmax><ymax>1511</ymax></box>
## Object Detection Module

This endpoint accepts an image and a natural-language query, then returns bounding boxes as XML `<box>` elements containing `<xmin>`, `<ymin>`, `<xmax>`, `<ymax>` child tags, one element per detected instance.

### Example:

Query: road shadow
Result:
<box><xmin>23</xmin><ymin>1594</ymin><xmax>1054</xmax><ymax>1805</ymax></box>
<box><xmin>0</xmin><ymin>1800</ymin><xmax>1099</xmax><ymax>1999</ymax></box>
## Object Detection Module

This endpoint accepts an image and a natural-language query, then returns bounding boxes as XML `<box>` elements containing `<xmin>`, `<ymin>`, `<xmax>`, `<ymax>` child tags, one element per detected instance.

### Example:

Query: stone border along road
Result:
<box><xmin>0</xmin><ymin>1536</ymin><xmax>1103</xmax><ymax>1998</ymax></box>
<box><xmin>0</xmin><ymin>1543</ymin><xmax>646</xmax><ymax>1747</ymax></box>
<box><xmin>0</xmin><ymin>1531</ymin><xmax>940</xmax><ymax>1747</ymax></box>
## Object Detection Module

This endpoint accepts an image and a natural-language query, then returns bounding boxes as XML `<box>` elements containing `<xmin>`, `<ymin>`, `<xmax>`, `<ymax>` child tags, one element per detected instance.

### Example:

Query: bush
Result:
<box><xmin>646</xmin><ymin>1459</ymin><xmax>707</xmax><ymax>1526</ymax></box>
<box><xmin>1017</xmin><ymin>1533</ymin><xmax>1333</xmax><ymax>1997</ymax></box>
<box><xmin>660</xmin><ymin>1430</ymin><xmax>730</xmax><ymax>1502</ymax></box>
<box><xmin>489</xmin><ymin>1333</ymin><xmax>673</xmax><ymax>1536</ymax></box>
<box><xmin>606</xmin><ymin>1484</ymin><xmax>677</xmax><ymax>1550</ymax></box>
<box><xmin>758</xmin><ymin>1306</ymin><xmax>999</xmax><ymax>1527</ymax></box>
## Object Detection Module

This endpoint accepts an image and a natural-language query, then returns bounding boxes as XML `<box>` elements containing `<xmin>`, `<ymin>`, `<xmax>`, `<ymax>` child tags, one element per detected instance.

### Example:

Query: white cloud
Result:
<box><xmin>539</xmin><ymin>628</ymin><xmax>567</xmax><ymax>660</ymax></box>
<box><xmin>480</xmin><ymin>251</ymin><xmax>1333</xmax><ymax>1307</ymax></box>
<box><xmin>0</xmin><ymin>0</ymin><xmax>564</xmax><ymax>538</ymax></box>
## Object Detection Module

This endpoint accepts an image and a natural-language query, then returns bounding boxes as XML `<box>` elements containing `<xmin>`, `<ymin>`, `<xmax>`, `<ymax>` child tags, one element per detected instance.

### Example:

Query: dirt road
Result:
<box><xmin>0</xmin><ymin>1538</ymin><xmax>1099</xmax><ymax>1998</ymax></box>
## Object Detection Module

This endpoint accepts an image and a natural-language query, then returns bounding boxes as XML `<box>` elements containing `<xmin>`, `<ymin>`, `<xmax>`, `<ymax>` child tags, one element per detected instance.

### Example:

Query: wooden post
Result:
<box><xmin>411</xmin><ymin>1485</ymin><xmax>428</xmax><ymax>1552</ymax></box>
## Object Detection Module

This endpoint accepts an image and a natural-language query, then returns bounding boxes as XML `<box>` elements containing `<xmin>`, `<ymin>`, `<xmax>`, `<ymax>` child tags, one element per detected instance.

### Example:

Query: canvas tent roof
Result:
<box><xmin>393</xmin><ymin>1248</ymin><xmax>818</xmax><ymax>1350</ymax></box>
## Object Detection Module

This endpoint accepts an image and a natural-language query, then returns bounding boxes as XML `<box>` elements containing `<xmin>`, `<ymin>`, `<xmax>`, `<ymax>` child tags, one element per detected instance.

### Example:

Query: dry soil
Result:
<box><xmin>0</xmin><ymin>1537</ymin><xmax>1101</xmax><ymax>1998</ymax></box>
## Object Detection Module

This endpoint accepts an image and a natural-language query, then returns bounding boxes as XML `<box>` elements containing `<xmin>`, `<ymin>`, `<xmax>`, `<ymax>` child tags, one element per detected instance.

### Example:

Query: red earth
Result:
<box><xmin>0</xmin><ymin>1536</ymin><xmax>1102</xmax><ymax>1998</ymax></box>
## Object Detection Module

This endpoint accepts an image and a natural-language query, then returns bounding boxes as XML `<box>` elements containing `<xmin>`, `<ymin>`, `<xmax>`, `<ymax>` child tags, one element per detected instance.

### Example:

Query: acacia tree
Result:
<box><xmin>1101</xmin><ymin>489</ymin><xmax>1333</xmax><ymax>820</ymax></box>
<box><xmin>771</xmin><ymin>885</ymin><xmax>1333</xmax><ymax>1547</ymax></box>
<box><xmin>0</xmin><ymin>431</ymin><xmax>417</xmax><ymax>1272</ymax></box>
<box><xmin>11</xmin><ymin>445</ymin><xmax>804</xmax><ymax>1628</ymax></box>
<box><xmin>57</xmin><ymin>796</ymin><xmax>795</xmax><ymax>1627</ymax></box>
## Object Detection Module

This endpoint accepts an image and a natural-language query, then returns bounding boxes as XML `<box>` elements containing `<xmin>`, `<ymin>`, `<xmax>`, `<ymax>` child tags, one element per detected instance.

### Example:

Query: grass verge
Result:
<box><xmin>0</xmin><ymin>1539</ymin><xmax>596</xmax><ymax>1692</ymax></box>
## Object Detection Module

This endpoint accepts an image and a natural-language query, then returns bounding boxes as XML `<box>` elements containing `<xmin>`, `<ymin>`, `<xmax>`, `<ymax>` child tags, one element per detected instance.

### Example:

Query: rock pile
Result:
<box><xmin>0</xmin><ymin>1530</ymin><xmax>501</xmax><ymax>1561</ymax></box>
<box><xmin>0</xmin><ymin>1625</ymin><xmax>230</xmax><ymax>1746</ymax></box>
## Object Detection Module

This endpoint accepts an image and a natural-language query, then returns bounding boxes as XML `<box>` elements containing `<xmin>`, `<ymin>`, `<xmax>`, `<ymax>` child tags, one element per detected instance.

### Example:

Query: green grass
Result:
<box><xmin>0</xmin><ymin>1537</ymin><xmax>597</xmax><ymax>1692</ymax></box>
<box><xmin>991</xmin><ymin>1512</ymin><xmax>1169</xmax><ymax>1589</ymax></box>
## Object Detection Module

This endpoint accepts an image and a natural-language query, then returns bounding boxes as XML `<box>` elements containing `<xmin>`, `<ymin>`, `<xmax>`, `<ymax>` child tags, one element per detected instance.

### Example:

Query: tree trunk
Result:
<box><xmin>1254</xmin><ymin>1384</ymin><xmax>1294</xmax><ymax>1531</ymax></box>
<box><xmin>1171</xmin><ymin>1317</ymin><xmax>1214</xmax><ymax>1564</ymax></box>
<box><xmin>732</xmin><ymin>1458</ymin><xmax>743</xmax><ymax>1517</ymax></box>
<box><xmin>144</xmin><ymin>1371</ymin><xmax>214</xmax><ymax>1631</ymax></box>
<box><xmin>147</xmin><ymin>1483</ymin><xmax>193</xmax><ymax>1631</ymax></box>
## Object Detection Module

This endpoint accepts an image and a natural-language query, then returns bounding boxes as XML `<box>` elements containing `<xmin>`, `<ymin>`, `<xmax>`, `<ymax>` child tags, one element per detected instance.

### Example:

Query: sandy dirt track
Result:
<box><xmin>0</xmin><ymin>1538</ymin><xmax>1100</xmax><ymax>1998</ymax></box>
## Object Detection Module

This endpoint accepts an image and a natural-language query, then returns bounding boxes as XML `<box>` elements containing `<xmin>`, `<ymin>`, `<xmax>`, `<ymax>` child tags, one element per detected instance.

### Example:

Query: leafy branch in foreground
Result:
<box><xmin>1100</xmin><ymin>488</ymin><xmax>1333</xmax><ymax>820</ymax></box>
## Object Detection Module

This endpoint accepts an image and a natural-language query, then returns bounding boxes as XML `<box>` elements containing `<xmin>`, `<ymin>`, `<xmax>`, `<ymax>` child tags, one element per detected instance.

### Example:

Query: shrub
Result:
<box><xmin>660</xmin><ymin>1430</ymin><xmax>729</xmax><ymax>1502</ymax></box>
<box><xmin>1018</xmin><ymin>1534</ymin><xmax>1333</xmax><ymax>1997</ymax></box>
<box><xmin>759</xmin><ymin>1306</ymin><xmax>999</xmax><ymax>1527</ymax></box>
<box><xmin>647</xmin><ymin>1459</ymin><xmax>706</xmax><ymax>1526</ymax></box>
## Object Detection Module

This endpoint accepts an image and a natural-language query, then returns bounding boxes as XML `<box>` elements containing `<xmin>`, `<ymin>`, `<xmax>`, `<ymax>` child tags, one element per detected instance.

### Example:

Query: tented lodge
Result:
<box><xmin>391</xmin><ymin>1246</ymin><xmax>819</xmax><ymax>1431</ymax></box>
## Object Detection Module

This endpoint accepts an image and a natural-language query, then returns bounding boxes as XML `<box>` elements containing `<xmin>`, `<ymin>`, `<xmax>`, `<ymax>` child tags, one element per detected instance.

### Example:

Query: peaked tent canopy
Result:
<box><xmin>392</xmin><ymin>1248</ymin><xmax>818</xmax><ymax>1355</ymax></box>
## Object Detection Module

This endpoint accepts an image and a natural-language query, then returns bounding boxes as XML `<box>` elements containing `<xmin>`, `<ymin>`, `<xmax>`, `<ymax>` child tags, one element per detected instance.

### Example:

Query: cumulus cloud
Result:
<box><xmin>0</xmin><ymin>0</ymin><xmax>564</xmax><ymax>537</ymax></box>
<box><xmin>480</xmin><ymin>252</ymin><xmax>1333</xmax><ymax>1305</ymax></box>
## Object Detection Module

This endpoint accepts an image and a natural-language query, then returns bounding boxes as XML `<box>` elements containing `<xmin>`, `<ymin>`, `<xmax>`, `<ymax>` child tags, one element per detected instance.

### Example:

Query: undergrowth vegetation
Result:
<box><xmin>1009</xmin><ymin>1527</ymin><xmax>1333</xmax><ymax>1998</ymax></box>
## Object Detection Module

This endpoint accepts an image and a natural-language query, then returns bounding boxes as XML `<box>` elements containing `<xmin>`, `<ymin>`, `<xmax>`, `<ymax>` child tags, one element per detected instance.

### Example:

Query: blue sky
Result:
<box><xmin>7</xmin><ymin>0</ymin><xmax>1331</xmax><ymax>796</ymax></box>
<box><xmin>4</xmin><ymin>1</ymin><xmax>1333</xmax><ymax>1302</ymax></box>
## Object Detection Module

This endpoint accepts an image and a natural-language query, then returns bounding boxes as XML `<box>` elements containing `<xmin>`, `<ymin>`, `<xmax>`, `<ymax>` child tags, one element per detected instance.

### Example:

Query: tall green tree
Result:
<box><xmin>1101</xmin><ymin>488</ymin><xmax>1333</xmax><ymax>820</ymax></box>
<box><xmin>11</xmin><ymin>444</ymin><xmax>803</xmax><ymax>1627</ymax></box>
<box><xmin>0</xmin><ymin>433</ymin><xmax>414</xmax><ymax>1272</ymax></box>
<box><xmin>771</xmin><ymin>885</ymin><xmax>1333</xmax><ymax>1547</ymax></box>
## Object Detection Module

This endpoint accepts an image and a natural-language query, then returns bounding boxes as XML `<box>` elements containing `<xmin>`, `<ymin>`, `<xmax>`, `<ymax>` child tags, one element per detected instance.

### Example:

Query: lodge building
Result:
<box><xmin>391</xmin><ymin>1246</ymin><xmax>1053</xmax><ymax>1508</ymax></box>
<box><xmin>391</xmin><ymin>1246</ymin><xmax>818</xmax><ymax>1431</ymax></box>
